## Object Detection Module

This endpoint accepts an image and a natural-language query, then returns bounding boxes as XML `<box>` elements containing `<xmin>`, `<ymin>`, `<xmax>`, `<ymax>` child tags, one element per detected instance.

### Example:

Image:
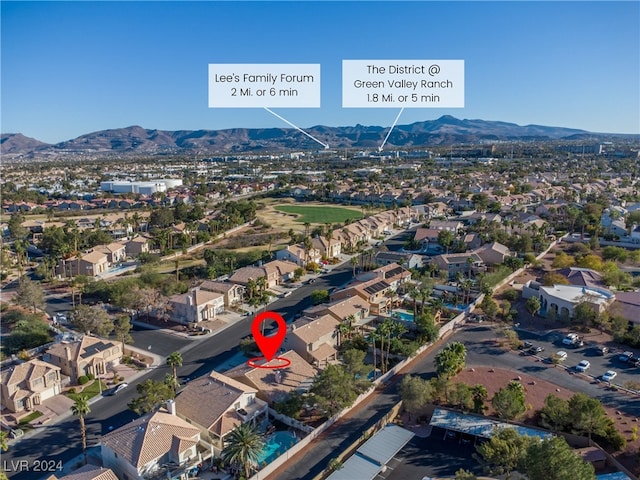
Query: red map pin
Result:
<box><xmin>251</xmin><ymin>311</ymin><xmax>286</xmax><ymax>362</ymax></box>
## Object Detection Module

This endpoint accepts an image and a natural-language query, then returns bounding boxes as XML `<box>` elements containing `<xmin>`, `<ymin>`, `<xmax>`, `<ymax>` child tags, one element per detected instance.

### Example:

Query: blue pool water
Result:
<box><xmin>391</xmin><ymin>309</ymin><xmax>414</xmax><ymax>322</ymax></box>
<box><xmin>256</xmin><ymin>431</ymin><xmax>297</xmax><ymax>466</ymax></box>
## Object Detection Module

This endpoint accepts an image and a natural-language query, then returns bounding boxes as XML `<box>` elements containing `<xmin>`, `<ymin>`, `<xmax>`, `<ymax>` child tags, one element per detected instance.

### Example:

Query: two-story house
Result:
<box><xmin>199</xmin><ymin>281</ymin><xmax>245</xmax><ymax>308</ymax></box>
<box><xmin>0</xmin><ymin>359</ymin><xmax>62</xmax><ymax>414</ymax></box>
<box><xmin>168</xmin><ymin>289</ymin><xmax>225</xmax><ymax>325</ymax></box>
<box><xmin>274</xmin><ymin>244</ymin><xmax>322</xmax><ymax>266</ymax></box>
<box><xmin>288</xmin><ymin>314</ymin><xmax>340</xmax><ymax>368</ymax></box>
<box><xmin>174</xmin><ymin>371</ymin><xmax>267</xmax><ymax>455</ymax></box>
<box><xmin>44</xmin><ymin>336</ymin><xmax>122</xmax><ymax>384</ymax></box>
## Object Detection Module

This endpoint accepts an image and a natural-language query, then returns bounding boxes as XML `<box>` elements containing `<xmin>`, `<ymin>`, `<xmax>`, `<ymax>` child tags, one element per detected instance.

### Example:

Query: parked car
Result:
<box><xmin>555</xmin><ymin>351</ymin><xmax>568</xmax><ymax>361</ymax></box>
<box><xmin>562</xmin><ymin>333</ymin><xmax>579</xmax><ymax>346</ymax></box>
<box><xmin>575</xmin><ymin>360</ymin><xmax>591</xmax><ymax>372</ymax></box>
<box><xmin>114</xmin><ymin>382</ymin><xmax>129</xmax><ymax>394</ymax></box>
<box><xmin>528</xmin><ymin>345</ymin><xmax>544</xmax><ymax>354</ymax></box>
<box><xmin>518</xmin><ymin>341</ymin><xmax>533</xmax><ymax>350</ymax></box>
<box><xmin>602</xmin><ymin>371</ymin><xmax>617</xmax><ymax>382</ymax></box>
<box><xmin>619</xmin><ymin>351</ymin><xmax>634</xmax><ymax>363</ymax></box>
<box><xmin>593</xmin><ymin>346</ymin><xmax>609</xmax><ymax>355</ymax></box>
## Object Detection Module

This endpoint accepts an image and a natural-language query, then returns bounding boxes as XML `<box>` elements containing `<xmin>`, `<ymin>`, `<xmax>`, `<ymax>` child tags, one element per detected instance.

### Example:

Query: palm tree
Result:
<box><xmin>166</xmin><ymin>351</ymin><xmax>183</xmax><ymax>389</ymax></box>
<box><xmin>222</xmin><ymin>423</ymin><xmax>265</xmax><ymax>479</ymax></box>
<box><xmin>369</xmin><ymin>330</ymin><xmax>380</xmax><ymax>380</ymax></box>
<box><xmin>71</xmin><ymin>395</ymin><xmax>91</xmax><ymax>465</ymax></box>
<box><xmin>350</xmin><ymin>256</ymin><xmax>359</xmax><ymax>278</ymax></box>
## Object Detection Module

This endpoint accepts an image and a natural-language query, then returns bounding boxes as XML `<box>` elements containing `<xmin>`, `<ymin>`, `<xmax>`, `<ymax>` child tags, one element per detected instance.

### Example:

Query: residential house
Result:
<box><xmin>45</xmin><ymin>465</ymin><xmax>119</xmax><ymax>480</ymax></box>
<box><xmin>288</xmin><ymin>314</ymin><xmax>341</xmax><ymax>368</ymax></box>
<box><xmin>275</xmin><ymin>244</ymin><xmax>322</xmax><ymax>266</ymax></box>
<box><xmin>199</xmin><ymin>281</ymin><xmax>245</xmax><ymax>308</ymax></box>
<box><xmin>43</xmin><ymin>336</ymin><xmax>122</xmax><ymax>384</ymax></box>
<box><xmin>473</xmin><ymin>242</ymin><xmax>512</xmax><ymax>266</ymax></box>
<box><xmin>56</xmin><ymin>250</ymin><xmax>109</xmax><ymax>278</ymax></box>
<box><xmin>174</xmin><ymin>371</ymin><xmax>267</xmax><ymax>454</ymax></box>
<box><xmin>101</xmin><ymin>405</ymin><xmax>202</xmax><ymax>480</ymax></box>
<box><xmin>630</xmin><ymin>224</ymin><xmax>640</xmax><ymax>244</ymax></box>
<box><xmin>125</xmin><ymin>236</ymin><xmax>150</xmax><ymax>258</ymax></box>
<box><xmin>263</xmin><ymin>260</ymin><xmax>299</xmax><ymax>284</ymax></box>
<box><xmin>311</xmin><ymin>235</ymin><xmax>341</xmax><ymax>259</ymax></box>
<box><xmin>303</xmin><ymin>297</ymin><xmax>371</xmax><ymax>325</ymax></box>
<box><xmin>413</xmin><ymin>228</ymin><xmax>441</xmax><ymax>250</ymax></box>
<box><xmin>374</xmin><ymin>251</ymin><xmax>422</xmax><ymax>270</ymax></box>
<box><xmin>372</xmin><ymin>263</ymin><xmax>412</xmax><ymax>290</ymax></box>
<box><xmin>609</xmin><ymin>291</ymin><xmax>640</xmax><ymax>327</ymax></box>
<box><xmin>228</xmin><ymin>266</ymin><xmax>277</xmax><ymax>289</ymax></box>
<box><xmin>0</xmin><ymin>359</ymin><xmax>62</xmax><ymax>414</ymax></box>
<box><xmin>168</xmin><ymin>289</ymin><xmax>225</xmax><ymax>325</ymax></box>
<box><xmin>331</xmin><ymin>276</ymin><xmax>396</xmax><ymax>315</ymax></box>
<box><xmin>94</xmin><ymin>242</ymin><xmax>127</xmax><ymax>264</ymax></box>
<box><xmin>428</xmin><ymin>220</ymin><xmax>464</xmax><ymax>233</ymax></box>
<box><xmin>225</xmin><ymin>350</ymin><xmax>317</xmax><ymax>405</ymax></box>
<box><xmin>431</xmin><ymin>252</ymin><xmax>482</xmax><ymax>280</ymax></box>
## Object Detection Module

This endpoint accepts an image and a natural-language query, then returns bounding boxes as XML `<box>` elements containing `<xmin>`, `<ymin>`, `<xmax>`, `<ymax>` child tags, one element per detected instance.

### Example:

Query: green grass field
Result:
<box><xmin>275</xmin><ymin>205</ymin><xmax>363</xmax><ymax>224</ymax></box>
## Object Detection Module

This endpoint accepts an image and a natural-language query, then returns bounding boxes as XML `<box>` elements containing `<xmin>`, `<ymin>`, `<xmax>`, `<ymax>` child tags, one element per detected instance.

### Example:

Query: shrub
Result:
<box><xmin>87</xmin><ymin>373</ymin><xmax>95</xmax><ymax>381</ymax></box>
<box><xmin>78</xmin><ymin>375</ymin><xmax>89</xmax><ymax>385</ymax></box>
<box><xmin>68</xmin><ymin>388</ymin><xmax>76</xmax><ymax>394</ymax></box>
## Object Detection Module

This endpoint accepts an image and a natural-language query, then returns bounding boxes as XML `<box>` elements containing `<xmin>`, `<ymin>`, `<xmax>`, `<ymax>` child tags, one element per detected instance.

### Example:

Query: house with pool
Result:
<box><xmin>174</xmin><ymin>370</ymin><xmax>268</xmax><ymax>455</ymax></box>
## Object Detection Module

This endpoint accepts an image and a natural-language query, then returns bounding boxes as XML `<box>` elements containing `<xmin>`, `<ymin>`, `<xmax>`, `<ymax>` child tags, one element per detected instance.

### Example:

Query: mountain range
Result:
<box><xmin>1</xmin><ymin>116</ymin><xmax>632</xmax><ymax>159</ymax></box>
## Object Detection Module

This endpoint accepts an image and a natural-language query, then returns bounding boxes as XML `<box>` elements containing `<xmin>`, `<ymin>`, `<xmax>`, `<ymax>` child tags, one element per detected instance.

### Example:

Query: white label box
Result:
<box><xmin>342</xmin><ymin>60</ymin><xmax>464</xmax><ymax>108</ymax></box>
<box><xmin>209</xmin><ymin>64</ymin><xmax>321</xmax><ymax>108</ymax></box>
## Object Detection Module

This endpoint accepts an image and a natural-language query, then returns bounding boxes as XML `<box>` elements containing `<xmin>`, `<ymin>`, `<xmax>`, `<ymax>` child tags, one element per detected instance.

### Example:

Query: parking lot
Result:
<box><xmin>517</xmin><ymin>329</ymin><xmax>640</xmax><ymax>388</ymax></box>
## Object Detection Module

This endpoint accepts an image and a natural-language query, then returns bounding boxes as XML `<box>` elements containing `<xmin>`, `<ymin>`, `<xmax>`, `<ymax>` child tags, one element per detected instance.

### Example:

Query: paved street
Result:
<box><xmin>4</xmin><ymin>262</ymin><xmax>355</xmax><ymax>480</ymax></box>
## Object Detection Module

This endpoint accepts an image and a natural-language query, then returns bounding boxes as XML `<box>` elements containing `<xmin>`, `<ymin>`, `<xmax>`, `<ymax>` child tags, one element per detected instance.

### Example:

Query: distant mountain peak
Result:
<box><xmin>2</xmin><ymin>117</ymin><xmax>631</xmax><ymax>159</ymax></box>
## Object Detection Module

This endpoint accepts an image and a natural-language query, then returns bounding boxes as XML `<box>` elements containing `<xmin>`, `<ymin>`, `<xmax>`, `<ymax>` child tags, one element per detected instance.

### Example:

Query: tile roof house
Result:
<box><xmin>0</xmin><ymin>359</ymin><xmax>62</xmax><ymax>414</ymax></box>
<box><xmin>94</xmin><ymin>242</ymin><xmax>127</xmax><ymax>264</ymax></box>
<box><xmin>311</xmin><ymin>235</ymin><xmax>341</xmax><ymax>259</ymax></box>
<box><xmin>101</xmin><ymin>405</ymin><xmax>202</xmax><ymax>480</ymax></box>
<box><xmin>174</xmin><ymin>370</ymin><xmax>267</xmax><ymax>455</ymax></box>
<box><xmin>199</xmin><ymin>281</ymin><xmax>245</xmax><ymax>308</ymax></box>
<box><xmin>225</xmin><ymin>350</ymin><xmax>318</xmax><ymax>404</ymax></box>
<box><xmin>125</xmin><ymin>236</ymin><xmax>150</xmax><ymax>258</ymax></box>
<box><xmin>45</xmin><ymin>465</ymin><xmax>119</xmax><ymax>480</ymax></box>
<box><xmin>43</xmin><ymin>336</ymin><xmax>122</xmax><ymax>384</ymax></box>
<box><xmin>557</xmin><ymin>267</ymin><xmax>607</xmax><ymax>290</ymax></box>
<box><xmin>288</xmin><ymin>314</ymin><xmax>341</xmax><ymax>368</ymax></box>
<box><xmin>274</xmin><ymin>244</ymin><xmax>322</xmax><ymax>266</ymax></box>
<box><xmin>609</xmin><ymin>291</ymin><xmax>640</xmax><ymax>327</ymax></box>
<box><xmin>303</xmin><ymin>297</ymin><xmax>371</xmax><ymax>325</ymax></box>
<box><xmin>56</xmin><ymin>250</ymin><xmax>109</xmax><ymax>278</ymax></box>
<box><xmin>228</xmin><ymin>266</ymin><xmax>277</xmax><ymax>289</ymax></box>
<box><xmin>168</xmin><ymin>288</ymin><xmax>225</xmax><ymax>325</ymax></box>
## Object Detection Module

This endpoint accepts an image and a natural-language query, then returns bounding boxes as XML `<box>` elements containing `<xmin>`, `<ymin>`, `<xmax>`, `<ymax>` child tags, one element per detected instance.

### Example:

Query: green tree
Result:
<box><xmin>455</xmin><ymin>469</ymin><xmax>478</xmax><ymax>480</ymax></box>
<box><xmin>414</xmin><ymin>313</ymin><xmax>439</xmax><ymax>343</ymax></box>
<box><xmin>342</xmin><ymin>348</ymin><xmax>368</xmax><ymax>379</ymax></box>
<box><xmin>310</xmin><ymin>364</ymin><xmax>359</xmax><ymax>416</ymax></box>
<box><xmin>492</xmin><ymin>381</ymin><xmax>526</xmax><ymax>420</ymax></box>
<box><xmin>113</xmin><ymin>314</ymin><xmax>133</xmax><ymax>351</ymax></box>
<box><xmin>222</xmin><ymin>423</ymin><xmax>265</xmax><ymax>479</ymax></box>
<box><xmin>434</xmin><ymin>342</ymin><xmax>467</xmax><ymax>379</ymax></box>
<box><xmin>310</xmin><ymin>289</ymin><xmax>329</xmax><ymax>305</ymax></box>
<box><xmin>525</xmin><ymin>296</ymin><xmax>541</xmax><ymax>320</ymax></box>
<box><xmin>471</xmin><ymin>384</ymin><xmax>488</xmax><ymax>414</ymax></box>
<box><xmin>399</xmin><ymin>375</ymin><xmax>433</xmax><ymax>421</ymax></box>
<box><xmin>70</xmin><ymin>304</ymin><xmax>113</xmax><ymax>337</ymax></box>
<box><xmin>14</xmin><ymin>277</ymin><xmax>45</xmax><ymax>314</ymax></box>
<box><xmin>128</xmin><ymin>379</ymin><xmax>176</xmax><ymax>415</ymax></box>
<box><xmin>438</xmin><ymin>229</ymin><xmax>455</xmax><ymax>254</ymax></box>
<box><xmin>449</xmin><ymin>382</ymin><xmax>474</xmax><ymax>411</ymax></box>
<box><xmin>539</xmin><ymin>394</ymin><xmax>569</xmax><ymax>432</ymax></box>
<box><xmin>166</xmin><ymin>351</ymin><xmax>183</xmax><ymax>389</ymax></box>
<box><xmin>524</xmin><ymin>436</ymin><xmax>595</xmax><ymax>480</ymax></box>
<box><xmin>568</xmin><ymin>393</ymin><xmax>609</xmax><ymax>442</ymax></box>
<box><xmin>474</xmin><ymin>427</ymin><xmax>534</xmax><ymax>479</ymax></box>
<box><xmin>272</xmin><ymin>391</ymin><xmax>304</xmax><ymax>420</ymax></box>
<box><xmin>71</xmin><ymin>395</ymin><xmax>91</xmax><ymax>465</ymax></box>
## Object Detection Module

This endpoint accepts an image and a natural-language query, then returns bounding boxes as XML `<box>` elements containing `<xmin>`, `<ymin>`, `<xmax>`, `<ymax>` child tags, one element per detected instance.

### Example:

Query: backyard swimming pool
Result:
<box><xmin>391</xmin><ymin>309</ymin><xmax>415</xmax><ymax>322</ymax></box>
<box><xmin>256</xmin><ymin>431</ymin><xmax>297</xmax><ymax>466</ymax></box>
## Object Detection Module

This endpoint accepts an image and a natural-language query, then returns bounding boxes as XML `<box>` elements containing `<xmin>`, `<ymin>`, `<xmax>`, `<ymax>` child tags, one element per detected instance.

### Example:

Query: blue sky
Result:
<box><xmin>2</xmin><ymin>1</ymin><xmax>639</xmax><ymax>143</ymax></box>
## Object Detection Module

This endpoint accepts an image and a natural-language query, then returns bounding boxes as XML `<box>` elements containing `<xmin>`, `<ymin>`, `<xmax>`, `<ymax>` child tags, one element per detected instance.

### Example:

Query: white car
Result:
<box><xmin>114</xmin><ymin>382</ymin><xmax>129</xmax><ymax>393</ymax></box>
<box><xmin>555</xmin><ymin>351</ymin><xmax>567</xmax><ymax>361</ymax></box>
<box><xmin>575</xmin><ymin>360</ymin><xmax>590</xmax><ymax>372</ymax></box>
<box><xmin>562</xmin><ymin>333</ymin><xmax>579</xmax><ymax>346</ymax></box>
<box><xmin>602</xmin><ymin>371</ymin><xmax>617</xmax><ymax>382</ymax></box>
